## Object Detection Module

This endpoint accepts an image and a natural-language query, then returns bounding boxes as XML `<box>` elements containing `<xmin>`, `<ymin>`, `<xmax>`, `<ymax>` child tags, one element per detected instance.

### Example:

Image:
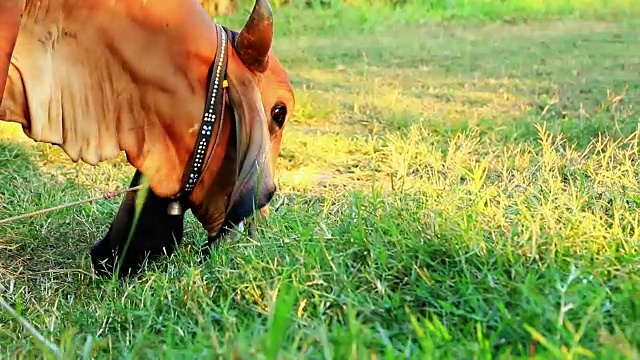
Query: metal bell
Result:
<box><xmin>167</xmin><ymin>201</ymin><xmax>183</xmax><ymax>216</ymax></box>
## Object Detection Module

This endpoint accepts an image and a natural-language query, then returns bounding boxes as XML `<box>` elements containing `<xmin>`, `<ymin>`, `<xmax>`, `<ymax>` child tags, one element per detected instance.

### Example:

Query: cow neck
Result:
<box><xmin>168</xmin><ymin>24</ymin><xmax>231</xmax><ymax>214</ymax></box>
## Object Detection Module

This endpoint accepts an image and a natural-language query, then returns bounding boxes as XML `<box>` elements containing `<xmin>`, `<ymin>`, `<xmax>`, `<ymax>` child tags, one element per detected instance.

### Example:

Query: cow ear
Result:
<box><xmin>235</xmin><ymin>0</ymin><xmax>273</xmax><ymax>73</ymax></box>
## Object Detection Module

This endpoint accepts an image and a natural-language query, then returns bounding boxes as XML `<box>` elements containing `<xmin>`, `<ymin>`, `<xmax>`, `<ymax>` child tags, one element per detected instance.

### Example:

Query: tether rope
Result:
<box><xmin>0</xmin><ymin>185</ymin><xmax>144</xmax><ymax>225</ymax></box>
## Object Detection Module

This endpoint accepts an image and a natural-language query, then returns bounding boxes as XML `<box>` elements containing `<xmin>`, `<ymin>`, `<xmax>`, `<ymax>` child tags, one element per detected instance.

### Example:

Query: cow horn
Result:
<box><xmin>235</xmin><ymin>0</ymin><xmax>273</xmax><ymax>73</ymax></box>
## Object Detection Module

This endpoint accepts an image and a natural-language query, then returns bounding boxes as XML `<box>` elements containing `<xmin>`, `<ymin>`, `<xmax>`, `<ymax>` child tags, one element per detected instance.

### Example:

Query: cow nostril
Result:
<box><xmin>258</xmin><ymin>184</ymin><xmax>276</xmax><ymax>208</ymax></box>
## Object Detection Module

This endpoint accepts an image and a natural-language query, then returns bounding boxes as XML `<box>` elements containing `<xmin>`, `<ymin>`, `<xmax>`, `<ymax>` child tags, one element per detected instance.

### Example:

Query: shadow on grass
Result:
<box><xmin>0</xmin><ymin>140</ymin><xmax>199</xmax><ymax>286</ymax></box>
<box><xmin>0</xmin><ymin>140</ymin><xmax>105</xmax><ymax>276</ymax></box>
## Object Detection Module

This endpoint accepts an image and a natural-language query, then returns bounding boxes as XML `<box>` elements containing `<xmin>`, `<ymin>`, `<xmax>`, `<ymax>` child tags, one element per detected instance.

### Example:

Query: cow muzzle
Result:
<box><xmin>225</xmin><ymin>180</ymin><xmax>276</xmax><ymax>227</ymax></box>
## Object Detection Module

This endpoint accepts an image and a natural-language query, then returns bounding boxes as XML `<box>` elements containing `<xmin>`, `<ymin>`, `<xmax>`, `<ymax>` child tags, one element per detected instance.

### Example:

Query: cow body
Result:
<box><xmin>0</xmin><ymin>0</ymin><xmax>296</xmax><ymax>277</ymax></box>
<box><xmin>1</xmin><ymin>0</ymin><xmax>219</xmax><ymax>198</ymax></box>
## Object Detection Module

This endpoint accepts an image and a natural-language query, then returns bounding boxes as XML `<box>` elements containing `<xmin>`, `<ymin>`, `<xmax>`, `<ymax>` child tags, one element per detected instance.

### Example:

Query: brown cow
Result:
<box><xmin>0</xmin><ymin>0</ymin><xmax>295</xmax><ymax>277</ymax></box>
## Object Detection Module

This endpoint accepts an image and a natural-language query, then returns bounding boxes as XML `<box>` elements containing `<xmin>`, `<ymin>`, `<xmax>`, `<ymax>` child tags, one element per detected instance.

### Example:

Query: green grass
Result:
<box><xmin>1</xmin><ymin>1</ymin><xmax>640</xmax><ymax>358</ymax></box>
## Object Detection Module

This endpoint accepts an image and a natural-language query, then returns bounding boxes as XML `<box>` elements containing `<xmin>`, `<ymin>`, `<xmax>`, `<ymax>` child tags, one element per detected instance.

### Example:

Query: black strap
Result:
<box><xmin>175</xmin><ymin>24</ymin><xmax>230</xmax><ymax>200</ymax></box>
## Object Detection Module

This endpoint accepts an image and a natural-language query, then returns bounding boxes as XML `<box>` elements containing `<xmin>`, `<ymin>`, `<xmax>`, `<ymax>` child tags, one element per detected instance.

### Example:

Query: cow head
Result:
<box><xmin>90</xmin><ymin>0</ymin><xmax>294</xmax><ymax>277</ymax></box>
<box><xmin>188</xmin><ymin>0</ymin><xmax>294</xmax><ymax>240</ymax></box>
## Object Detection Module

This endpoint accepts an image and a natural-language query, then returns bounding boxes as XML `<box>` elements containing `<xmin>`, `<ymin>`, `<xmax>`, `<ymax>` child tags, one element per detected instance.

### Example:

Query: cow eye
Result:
<box><xmin>271</xmin><ymin>103</ymin><xmax>287</xmax><ymax>128</ymax></box>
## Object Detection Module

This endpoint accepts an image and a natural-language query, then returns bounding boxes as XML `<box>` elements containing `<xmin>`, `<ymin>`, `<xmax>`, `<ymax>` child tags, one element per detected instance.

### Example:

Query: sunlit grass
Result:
<box><xmin>1</xmin><ymin>2</ymin><xmax>640</xmax><ymax>359</ymax></box>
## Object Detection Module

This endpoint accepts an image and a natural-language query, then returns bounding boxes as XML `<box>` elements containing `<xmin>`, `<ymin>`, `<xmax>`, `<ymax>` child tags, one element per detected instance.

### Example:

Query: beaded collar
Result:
<box><xmin>168</xmin><ymin>24</ymin><xmax>231</xmax><ymax>214</ymax></box>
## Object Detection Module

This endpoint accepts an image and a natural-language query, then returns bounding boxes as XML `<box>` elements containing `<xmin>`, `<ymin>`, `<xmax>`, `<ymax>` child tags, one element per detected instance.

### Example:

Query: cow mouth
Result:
<box><xmin>199</xmin><ymin>184</ymin><xmax>273</xmax><ymax>255</ymax></box>
<box><xmin>222</xmin><ymin>185</ymin><xmax>274</xmax><ymax>234</ymax></box>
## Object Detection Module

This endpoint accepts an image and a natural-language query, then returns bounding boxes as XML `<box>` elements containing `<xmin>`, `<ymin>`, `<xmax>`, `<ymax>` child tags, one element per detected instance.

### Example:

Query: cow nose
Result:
<box><xmin>257</xmin><ymin>183</ymin><xmax>276</xmax><ymax>209</ymax></box>
<box><xmin>225</xmin><ymin>182</ymin><xmax>276</xmax><ymax>227</ymax></box>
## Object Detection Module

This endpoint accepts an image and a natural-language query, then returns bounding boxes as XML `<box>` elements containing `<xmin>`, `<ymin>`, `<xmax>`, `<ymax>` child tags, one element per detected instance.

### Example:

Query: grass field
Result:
<box><xmin>1</xmin><ymin>0</ymin><xmax>640</xmax><ymax>358</ymax></box>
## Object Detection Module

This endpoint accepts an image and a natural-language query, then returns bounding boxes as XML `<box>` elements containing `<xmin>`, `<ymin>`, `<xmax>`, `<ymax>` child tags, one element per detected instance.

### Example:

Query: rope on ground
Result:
<box><xmin>0</xmin><ymin>185</ymin><xmax>144</xmax><ymax>225</ymax></box>
<box><xmin>0</xmin><ymin>296</ymin><xmax>63</xmax><ymax>359</ymax></box>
